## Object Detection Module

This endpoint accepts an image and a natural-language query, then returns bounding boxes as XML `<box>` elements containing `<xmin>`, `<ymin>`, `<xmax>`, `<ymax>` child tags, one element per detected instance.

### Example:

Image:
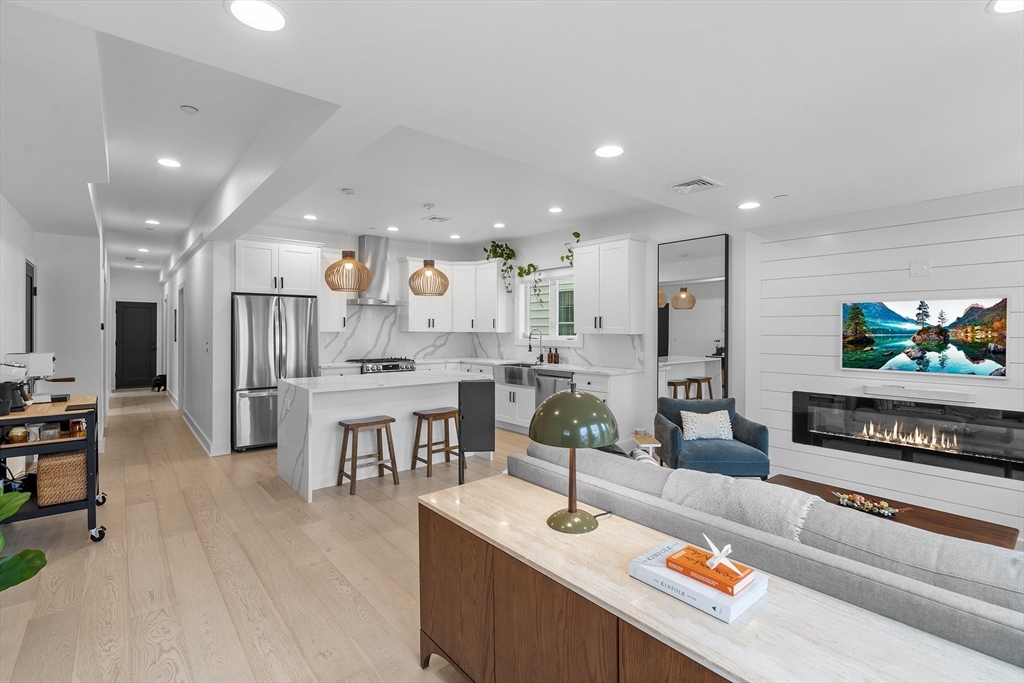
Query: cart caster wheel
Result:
<box><xmin>90</xmin><ymin>526</ymin><xmax>106</xmax><ymax>542</ymax></box>
<box><xmin>96</xmin><ymin>493</ymin><xmax>107</xmax><ymax>506</ymax></box>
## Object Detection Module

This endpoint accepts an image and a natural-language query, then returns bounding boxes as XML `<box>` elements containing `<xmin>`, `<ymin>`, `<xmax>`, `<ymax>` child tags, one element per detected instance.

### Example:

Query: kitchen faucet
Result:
<box><xmin>528</xmin><ymin>328</ymin><xmax>544</xmax><ymax>365</ymax></box>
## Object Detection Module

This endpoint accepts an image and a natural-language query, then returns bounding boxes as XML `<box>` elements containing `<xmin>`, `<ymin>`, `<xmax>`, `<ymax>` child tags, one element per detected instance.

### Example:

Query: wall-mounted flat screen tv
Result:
<box><xmin>841</xmin><ymin>298</ymin><xmax>1007</xmax><ymax>377</ymax></box>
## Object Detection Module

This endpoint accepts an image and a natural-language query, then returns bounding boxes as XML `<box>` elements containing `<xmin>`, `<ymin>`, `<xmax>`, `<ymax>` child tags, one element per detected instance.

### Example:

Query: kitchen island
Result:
<box><xmin>657</xmin><ymin>355</ymin><xmax>724</xmax><ymax>399</ymax></box>
<box><xmin>278</xmin><ymin>370</ymin><xmax>490</xmax><ymax>502</ymax></box>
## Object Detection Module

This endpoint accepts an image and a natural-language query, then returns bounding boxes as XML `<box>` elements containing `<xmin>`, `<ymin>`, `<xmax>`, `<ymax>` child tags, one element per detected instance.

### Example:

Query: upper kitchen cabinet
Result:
<box><xmin>573</xmin><ymin>235</ymin><xmax>647</xmax><ymax>335</ymax></box>
<box><xmin>474</xmin><ymin>260</ymin><xmax>513</xmax><ymax>333</ymax></box>
<box><xmin>451</xmin><ymin>263</ymin><xmax>476</xmax><ymax>332</ymax></box>
<box><xmin>397</xmin><ymin>258</ymin><xmax>453</xmax><ymax>332</ymax></box>
<box><xmin>450</xmin><ymin>260</ymin><xmax>513</xmax><ymax>333</ymax></box>
<box><xmin>235</xmin><ymin>239</ymin><xmax>321</xmax><ymax>296</ymax></box>
<box><xmin>318</xmin><ymin>249</ymin><xmax>349</xmax><ymax>331</ymax></box>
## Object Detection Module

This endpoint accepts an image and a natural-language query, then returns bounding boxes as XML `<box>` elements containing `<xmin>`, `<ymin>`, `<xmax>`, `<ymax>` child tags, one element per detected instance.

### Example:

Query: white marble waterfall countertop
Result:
<box><xmin>281</xmin><ymin>369</ymin><xmax>474</xmax><ymax>393</ymax></box>
<box><xmin>658</xmin><ymin>355</ymin><xmax>723</xmax><ymax>367</ymax></box>
<box><xmin>321</xmin><ymin>357</ymin><xmax>642</xmax><ymax>376</ymax></box>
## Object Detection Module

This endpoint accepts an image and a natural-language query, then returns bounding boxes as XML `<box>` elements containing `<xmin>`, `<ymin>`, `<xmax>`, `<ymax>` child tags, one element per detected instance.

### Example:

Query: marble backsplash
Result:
<box><xmin>318</xmin><ymin>304</ymin><xmax>644</xmax><ymax>370</ymax></box>
<box><xmin>318</xmin><ymin>305</ymin><xmax>475</xmax><ymax>362</ymax></box>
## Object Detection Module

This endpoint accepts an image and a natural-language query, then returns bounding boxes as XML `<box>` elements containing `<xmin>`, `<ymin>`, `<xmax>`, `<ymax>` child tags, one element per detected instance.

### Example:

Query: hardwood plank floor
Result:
<box><xmin>0</xmin><ymin>391</ymin><xmax>530</xmax><ymax>683</ymax></box>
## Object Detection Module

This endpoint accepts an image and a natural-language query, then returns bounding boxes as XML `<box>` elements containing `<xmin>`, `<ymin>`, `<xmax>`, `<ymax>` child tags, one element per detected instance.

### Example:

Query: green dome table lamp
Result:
<box><xmin>529</xmin><ymin>383</ymin><xmax>619</xmax><ymax>534</ymax></box>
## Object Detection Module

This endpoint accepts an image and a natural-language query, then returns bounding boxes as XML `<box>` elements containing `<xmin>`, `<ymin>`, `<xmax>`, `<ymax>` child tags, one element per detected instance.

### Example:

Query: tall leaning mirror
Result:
<box><xmin>657</xmin><ymin>234</ymin><xmax>729</xmax><ymax>400</ymax></box>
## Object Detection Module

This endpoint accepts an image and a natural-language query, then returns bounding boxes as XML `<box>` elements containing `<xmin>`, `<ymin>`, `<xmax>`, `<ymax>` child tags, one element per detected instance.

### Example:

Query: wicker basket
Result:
<box><xmin>36</xmin><ymin>449</ymin><xmax>87</xmax><ymax>507</ymax></box>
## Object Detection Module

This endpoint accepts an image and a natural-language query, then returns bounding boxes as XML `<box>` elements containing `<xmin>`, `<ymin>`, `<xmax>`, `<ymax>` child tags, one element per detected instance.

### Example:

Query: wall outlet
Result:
<box><xmin>909</xmin><ymin>259</ymin><xmax>932</xmax><ymax>277</ymax></box>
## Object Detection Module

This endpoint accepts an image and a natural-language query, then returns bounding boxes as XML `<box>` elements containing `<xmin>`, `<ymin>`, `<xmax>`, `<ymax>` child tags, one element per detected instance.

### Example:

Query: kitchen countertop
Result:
<box><xmin>321</xmin><ymin>357</ymin><xmax>642</xmax><ymax>376</ymax></box>
<box><xmin>658</xmin><ymin>355</ymin><xmax>723</xmax><ymax>367</ymax></box>
<box><xmin>281</xmin><ymin>369</ymin><xmax>481</xmax><ymax>394</ymax></box>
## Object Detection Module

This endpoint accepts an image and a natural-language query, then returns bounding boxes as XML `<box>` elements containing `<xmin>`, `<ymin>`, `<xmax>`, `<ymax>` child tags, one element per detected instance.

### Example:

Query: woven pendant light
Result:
<box><xmin>408</xmin><ymin>258</ymin><xmax>449</xmax><ymax>296</ymax></box>
<box><xmin>325</xmin><ymin>250</ymin><xmax>372</xmax><ymax>292</ymax></box>
<box><xmin>325</xmin><ymin>188</ymin><xmax>372</xmax><ymax>292</ymax></box>
<box><xmin>410</xmin><ymin>203</ymin><xmax>450</xmax><ymax>296</ymax></box>
<box><xmin>671</xmin><ymin>287</ymin><xmax>696</xmax><ymax>310</ymax></box>
<box><xmin>657</xmin><ymin>289</ymin><xmax>667</xmax><ymax>308</ymax></box>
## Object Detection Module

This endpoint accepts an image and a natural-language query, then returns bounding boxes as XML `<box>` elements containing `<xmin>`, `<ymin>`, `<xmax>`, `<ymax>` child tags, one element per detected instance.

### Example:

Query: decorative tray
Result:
<box><xmin>828</xmin><ymin>490</ymin><xmax>912</xmax><ymax>519</ymax></box>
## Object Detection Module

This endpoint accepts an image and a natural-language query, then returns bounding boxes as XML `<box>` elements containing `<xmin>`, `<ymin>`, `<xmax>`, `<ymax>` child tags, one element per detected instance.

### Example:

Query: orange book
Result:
<box><xmin>666</xmin><ymin>545</ymin><xmax>755</xmax><ymax>597</ymax></box>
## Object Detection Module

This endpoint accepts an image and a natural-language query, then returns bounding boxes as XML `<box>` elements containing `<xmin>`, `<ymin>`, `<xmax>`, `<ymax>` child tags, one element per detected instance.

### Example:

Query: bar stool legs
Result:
<box><xmin>337</xmin><ymin>416</ymin><xmax>399</xmax><ymax>495</ymax></box>
<box><xmin>411</xmin><ymin>408</ymin><xmax>462</xmax><ymax>477</ymax></box>
<box><xmin>686</xmin><ymin>377</ymin><xmax>714</xmax><ymax>399</ymax></box>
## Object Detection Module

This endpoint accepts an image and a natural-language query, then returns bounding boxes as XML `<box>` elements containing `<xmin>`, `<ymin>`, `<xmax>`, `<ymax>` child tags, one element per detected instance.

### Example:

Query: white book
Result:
<box><xmin>628</xmin><ymin>541</ymin><xmax>769</xmax><ymax>624</ymax></box>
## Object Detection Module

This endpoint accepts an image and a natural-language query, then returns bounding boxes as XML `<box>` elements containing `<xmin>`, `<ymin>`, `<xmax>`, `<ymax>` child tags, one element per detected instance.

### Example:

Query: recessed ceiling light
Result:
<box><xmin>303</xmin><ymin>215</ymin><xmax>317</xmax><ymax>220</ymax></box>
<box><xmin>738</xmin><ymin>202</ymin><xmax>761</xmax><ymax>210</ymax></box>
<box><xmin>157</xmin><ymin>158</ymin><xmax>181</xmax><ymax>168</ymax></box>
<box><xmin>145</xmin><ymin>220</ymin><xmax>160</xmax><ymax>225</ymax></box>
<box><xmin>227</xmin><ymin>0</ymin><xmax>287</xmax><ymax>31</ymax></box>
<box><xmin>493</xmin><ymin>223</ymin><xmax>505</xmax><ymax>228</ymax></box>
<box><xmin>593</xmin><ymin>145</ymin><xmax>624</xmax><ymax>158</ymax></box>
<box><xmin>450</xmin><ymin>234</ymin><xmax>461</xmax><ymax>239</ymax></box>
<box><xmin>138</xmin><ymin>248</ymin><xmax>149</xmax><ymax>253</ymax></box>
<box><xmin>548</xmin><ymin>207</ymin><xmax>563</xmax><ymax>213</ymax></box>
<box><xmin>387</xmin><ymin>226</ymin><xmax>399</xmax><ymax>231</ymax></box>
<box><xmin>986</xmin><ymin>0</ymin><xmax>1024</xmax><ymax>14</ymax></box>
<box><xmin>134</xmin><ymin>265</ymin><xmax>144</xmax><ymax>269</ymax></box>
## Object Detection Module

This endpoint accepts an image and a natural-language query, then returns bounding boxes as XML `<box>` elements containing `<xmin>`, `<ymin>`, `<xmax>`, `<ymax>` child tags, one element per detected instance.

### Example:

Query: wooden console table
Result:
<box><xmin>418</xmin><ymin>475</ymin><xmax>1020</xmax><ymax>683</ymax></box>
<box><xmin>767</xmin><ymin>474</ymin><xmax>1020</xmax><ymax>549</ymax></box>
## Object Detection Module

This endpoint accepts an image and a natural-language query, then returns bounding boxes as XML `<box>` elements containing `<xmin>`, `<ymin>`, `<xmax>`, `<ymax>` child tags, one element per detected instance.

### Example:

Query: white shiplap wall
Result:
<box><xmin>745</xmin><ymin>186</ymin><xmax>1024</xmax><ymax>545</ymax></box>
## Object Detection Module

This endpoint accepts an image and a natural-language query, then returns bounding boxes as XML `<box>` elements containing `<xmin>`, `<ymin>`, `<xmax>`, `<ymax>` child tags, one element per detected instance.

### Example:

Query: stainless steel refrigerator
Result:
<box><xmin>232</xmin><ymin>294</ymin><xmax>319</xmax><ymax>450</ymax></box>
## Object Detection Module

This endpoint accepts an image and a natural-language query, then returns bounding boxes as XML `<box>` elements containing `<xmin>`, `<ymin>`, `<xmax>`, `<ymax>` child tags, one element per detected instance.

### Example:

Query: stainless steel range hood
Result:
<box><xmin>351</xmin><ymin>234</ymin><xmax>399</xmax><ymax>306</ymax></box>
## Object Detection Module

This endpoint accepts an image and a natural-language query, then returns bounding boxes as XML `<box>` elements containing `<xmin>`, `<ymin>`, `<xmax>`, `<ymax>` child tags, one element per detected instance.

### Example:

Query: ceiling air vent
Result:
<box><xmin>125</xmin><ymin>256</ymin><xmax>136</xmax><ymax>261</ymax></box>
<box><xmin>666</xmin><ymin>176</ymin><xmax>723</xmax><ymax>195</ymax></box>
<box><xmin>421</xmin><ymin>214</ymin><xmax>453</xmax><ymax>224</ymax></box>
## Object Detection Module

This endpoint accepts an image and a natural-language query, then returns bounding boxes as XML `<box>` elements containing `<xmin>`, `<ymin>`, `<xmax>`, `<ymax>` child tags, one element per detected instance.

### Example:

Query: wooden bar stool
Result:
<box><xmin>667</xmin><ymin>379</ymin><xmax>692</xmax><ymax>399</ymax></box>
<box><xmin>337</xmin><ymin>415</ymin><xmax>399</xmax><ymax>495</ymax></box>
<box><xmin>411</xmin><ymin>407</ymin><xmax>462</xmax><ymax>477</ymax></box>
<box><xmin>687</xmin><ymin>377</ymin><xmax>714</xmax><ymax>399</ymax></box>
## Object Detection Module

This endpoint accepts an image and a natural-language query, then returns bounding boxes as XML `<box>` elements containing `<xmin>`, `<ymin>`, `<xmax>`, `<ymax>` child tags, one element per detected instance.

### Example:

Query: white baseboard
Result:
<box><xmin>181</xmin><ymin>409</ymin><xmax>212</xmax><ymax>455</ymax></box>
<box><xmin>209</xmin><ymin>439</ymin><xmax>231</xmax><ymax>457</ymax></box>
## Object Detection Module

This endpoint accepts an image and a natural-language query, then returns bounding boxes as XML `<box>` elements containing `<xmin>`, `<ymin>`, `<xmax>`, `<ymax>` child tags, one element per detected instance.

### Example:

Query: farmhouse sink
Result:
<box><xmin>500</xmin><ymin>363</ymin><xmax>538</xmax><ymax>387</ymax></box>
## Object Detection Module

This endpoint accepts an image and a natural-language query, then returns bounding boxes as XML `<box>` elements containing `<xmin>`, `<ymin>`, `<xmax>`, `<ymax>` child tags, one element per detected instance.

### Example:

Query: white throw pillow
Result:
<box><xmin>680</xmin><ymin>410</ymin><xmax>733</xmax><ymax>441</ymax></box>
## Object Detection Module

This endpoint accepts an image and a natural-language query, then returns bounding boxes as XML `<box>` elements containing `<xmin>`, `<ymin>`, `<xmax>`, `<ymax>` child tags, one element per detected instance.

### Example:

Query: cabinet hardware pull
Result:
<box><xmin>281</xmin><ymin>277</ymin><xmax>285</xmax><ymax>289</ymax></box>
<box><xmin>594</xmin><ymin>316</ymin><xmax>597</xmax><ymax>329</ymax></box>
<box><xmin>599</xmin><ymin>316</ymin><xmax>603</xmax><ymax>328</ymax></box>
<box><xmin>273</xmin><ymin>276</ymin><xmax>277</xmax><ymax>288</ymax></box>
<box><xmin>471</xmin><ymin>319</ymin><xmax>474</xmax><ymax>329</ymax></box>
<box><xmin>343</xmin><ymin>316</ymin><xmax>346</xmax><ymax>327</ymax></box>
<box><xmin>492</xmin><ymin>318</ymin><xmax>495</xmax><ymax>328</ymax></box>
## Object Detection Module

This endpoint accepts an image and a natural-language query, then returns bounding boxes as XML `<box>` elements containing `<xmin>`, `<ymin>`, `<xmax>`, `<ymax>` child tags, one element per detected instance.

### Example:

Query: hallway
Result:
<box><xmin>0</xmin><ymin>391</ymin><xmax>528</xmax><ymax>683</ymax></box>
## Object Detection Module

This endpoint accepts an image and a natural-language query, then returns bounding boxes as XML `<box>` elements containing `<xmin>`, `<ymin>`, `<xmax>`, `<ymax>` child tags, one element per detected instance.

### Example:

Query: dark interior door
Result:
<box><xmin>116</xmin><ymin>301</ymin><xmax>157</xmax><ymax>388</ymax></box>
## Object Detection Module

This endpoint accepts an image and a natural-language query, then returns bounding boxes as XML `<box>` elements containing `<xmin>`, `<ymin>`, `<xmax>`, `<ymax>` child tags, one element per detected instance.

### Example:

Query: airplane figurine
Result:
<box><xmin>702</xmin><ymin>533</ymin><xmax>743</xmax><ymax>577</ymax></box>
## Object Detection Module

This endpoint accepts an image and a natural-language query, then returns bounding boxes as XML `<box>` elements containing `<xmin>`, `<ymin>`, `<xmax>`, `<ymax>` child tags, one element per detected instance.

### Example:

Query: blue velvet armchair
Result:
<box><xmin>654</xmin><ymin>397</ymin><xmax>770</xmax><ymax>478</ymax></box>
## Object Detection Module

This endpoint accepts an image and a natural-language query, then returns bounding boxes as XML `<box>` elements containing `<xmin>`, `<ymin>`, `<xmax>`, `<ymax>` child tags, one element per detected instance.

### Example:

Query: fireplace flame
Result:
<box><xmin>860</xmin><ymin>420</ymin><xmax>959</xmax><ymax>453</ymax></box>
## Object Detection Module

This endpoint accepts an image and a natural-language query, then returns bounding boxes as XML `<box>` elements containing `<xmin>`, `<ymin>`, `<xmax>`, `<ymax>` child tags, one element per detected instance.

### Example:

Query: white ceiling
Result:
<box><xmin>264</xmin><ymin>126</ymin><xmax>662</xmax><ymax>246</ymax></box>
<box><xmin>94</xmin><ymin>34</ymin><xmax>290</xmax><ymax>270</ymax></box>
<box><xmin>0</xmin><ymin>2</ymin><xmax>107</xmax><ymax>236</ymax></box>
<box><xmin>14</xmin><ymin>0</ymin><xmax>1023</xmax><ymax>235</ymax></box>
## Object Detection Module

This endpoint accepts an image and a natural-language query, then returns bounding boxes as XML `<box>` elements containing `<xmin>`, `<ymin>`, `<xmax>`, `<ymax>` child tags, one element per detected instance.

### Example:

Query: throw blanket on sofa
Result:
<box><xmin>662</xmin><ymin>469</ymin><xmax>818</xmax><ymax>542</ymax></box>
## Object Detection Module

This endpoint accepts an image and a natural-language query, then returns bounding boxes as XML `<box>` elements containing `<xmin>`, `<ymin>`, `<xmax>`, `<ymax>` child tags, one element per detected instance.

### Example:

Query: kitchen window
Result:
<box><xmin>517</xmin><ymin>269</ymin><xmax>578</xmax><ymax>345</ymax></box>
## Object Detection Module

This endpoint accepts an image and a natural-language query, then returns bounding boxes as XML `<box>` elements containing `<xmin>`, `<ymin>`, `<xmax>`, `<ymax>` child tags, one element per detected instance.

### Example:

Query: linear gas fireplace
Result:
<box><xmin>792</xmin><ymin>391</ymin><xmax>1023</xmax><ymax>480</ymax></box>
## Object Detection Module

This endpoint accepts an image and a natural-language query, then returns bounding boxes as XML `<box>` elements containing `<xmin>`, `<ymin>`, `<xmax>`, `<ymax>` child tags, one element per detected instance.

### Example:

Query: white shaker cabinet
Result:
<box><xmin>235</xmin><ymin>240</ymin><xmax>279</xmax><ymax>293</ymax></box>
<box><xmin>398</xmin><ymin>258</ymin><xmax>453</xmax><ymax>332</ymax></box>
<box><xmin>572</xmin><ymin>235</ymin><xmax>647</xmax><ymax>335</ymax></box>
<box><xmin>474</xmin><ymin>260</ymin><xmax>513</xmax><ymax>333</ymax></box>
<box><xmin>318</xmin><ymin>250</ymin><xmax>349</xmax><ymax>331</ymax></box>
<box><xmin>278</xmin><ymin>244</ymin><xmax>320</xmax><ymax>295</ymax></box>
<box><xmin>451</xmin><ymin>263</ymin><xmax>477</xmax><ymax>332</ymax></box>
<box><xmin>235</xmin><ymin>239</ymin><xmax>321</xmax><ymax>296</ymax></box>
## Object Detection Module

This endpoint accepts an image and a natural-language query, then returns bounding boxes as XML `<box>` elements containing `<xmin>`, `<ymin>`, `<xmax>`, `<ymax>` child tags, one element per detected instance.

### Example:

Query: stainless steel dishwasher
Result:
<box><xmin>535</xmin><ymin>367</ymin><xmax>573</xmax><ymax>408</ymax></box>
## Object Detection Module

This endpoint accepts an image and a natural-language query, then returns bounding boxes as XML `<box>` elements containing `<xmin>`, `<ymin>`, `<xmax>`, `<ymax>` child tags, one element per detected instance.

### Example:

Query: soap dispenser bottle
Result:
<box><xmin>553</xmin><ymin>348</ymin><xmax>560</xmax><ymax>364</ymax></box>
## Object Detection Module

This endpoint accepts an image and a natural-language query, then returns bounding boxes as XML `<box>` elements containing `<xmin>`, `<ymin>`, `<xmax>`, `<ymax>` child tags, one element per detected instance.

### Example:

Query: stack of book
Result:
<box><xmin>628</xmin><ymin>540</ymin><xmax>768</xmax><ymax>623</ymax></box>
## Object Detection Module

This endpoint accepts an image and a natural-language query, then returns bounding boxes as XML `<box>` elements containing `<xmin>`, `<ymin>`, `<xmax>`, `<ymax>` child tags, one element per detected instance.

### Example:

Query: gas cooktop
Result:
<box><xmin>346</xmin><ymin>357</ymin><xmax>416</xmax><ymax>374</ymax></box>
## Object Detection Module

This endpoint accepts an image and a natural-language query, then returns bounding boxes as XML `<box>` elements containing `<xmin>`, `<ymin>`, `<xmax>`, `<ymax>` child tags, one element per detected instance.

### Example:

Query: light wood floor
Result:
<box><xmin>0</xmin><ymin>391</ymin><xmax>531</xmax><ymax>683</ymax></box>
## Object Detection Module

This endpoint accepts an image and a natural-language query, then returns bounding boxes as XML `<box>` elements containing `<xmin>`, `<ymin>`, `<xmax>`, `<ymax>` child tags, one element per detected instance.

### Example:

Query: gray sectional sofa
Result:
<box><xmin>507</xmin><ymin>444</ymin><xmax>1024</xmax><ymax>667</ymax></box>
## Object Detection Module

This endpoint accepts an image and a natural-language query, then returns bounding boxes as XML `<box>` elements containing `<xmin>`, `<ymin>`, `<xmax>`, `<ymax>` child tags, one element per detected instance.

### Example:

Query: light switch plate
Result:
<box><xmin>909</xmin><ymin>259</ymin><xmax>932</xmax><ymax>277</ymax></box>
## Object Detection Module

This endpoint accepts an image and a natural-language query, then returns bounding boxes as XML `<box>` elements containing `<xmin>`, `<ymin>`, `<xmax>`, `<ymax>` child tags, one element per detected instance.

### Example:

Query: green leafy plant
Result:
<box><xmin>517</xmin><ymin>263</ymin><xmax>543</xmax><ymax>304</ymax></box>
<box><xmin>483</xmin><ymin>241</ymin><xmax>517</xmax><ymax>294</ymax></box>
<box><xmin>0</xmin><ymin>492</ymin><xmax>46</xmax><ymax>591</ymax></box>
<box><xmin>560</xmin><ymin>232</ymin><xmax>581</xmax><ymax>266</ymax></box>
